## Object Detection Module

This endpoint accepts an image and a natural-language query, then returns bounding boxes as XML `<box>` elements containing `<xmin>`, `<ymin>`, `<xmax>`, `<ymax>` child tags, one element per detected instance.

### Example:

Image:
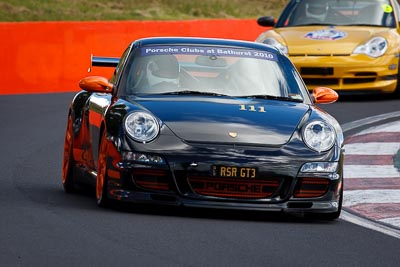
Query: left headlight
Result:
<box><xmin>353</xmin><ymin>37</ymin><xmax>388</xmax><ymax>58</ymax></box>
<box><xmin>302</xmin><ymin>120</ymin><xmax>336</xmax><ymax>152</ymax></box>
<box><xmin>124</xmin><ymin>112</ymin><xmax>160</xmax><ymax>143</ymax></box>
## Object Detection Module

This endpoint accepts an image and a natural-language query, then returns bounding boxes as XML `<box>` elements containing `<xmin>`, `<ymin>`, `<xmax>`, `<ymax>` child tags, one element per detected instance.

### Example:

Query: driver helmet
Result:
<box><xmin>146</xmin><ymin>55</ymin><xmax>179</xmax><ymax>88</ymax></box>
<box><xmin>305</xmin><ymin>0</ymin><xmax>329</xmax><ymax>21</ymax></box>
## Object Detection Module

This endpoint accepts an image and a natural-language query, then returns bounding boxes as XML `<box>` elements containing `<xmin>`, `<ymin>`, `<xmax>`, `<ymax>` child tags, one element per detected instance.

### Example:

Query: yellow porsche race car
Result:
<box><xmin>256</xmin><ymin>0</ymin><xmax>400</xmax><ymax>95</ymax></box>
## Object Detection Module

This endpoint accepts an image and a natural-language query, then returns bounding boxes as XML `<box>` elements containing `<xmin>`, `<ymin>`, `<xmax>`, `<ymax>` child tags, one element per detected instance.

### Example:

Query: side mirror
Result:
<box><xmin>312</xmin><ymin>87</ymin><xmax>338</xmax><ymax>104</ymax></box>
<box><xmin>79</xmin><ymin>76</ymin><xmax>114</xmax><ymax>93</ymax></box>
<box><xmin>257</xmin><ymin>16</ymin><xmax>276</xmax><ymax>27</ymax></box>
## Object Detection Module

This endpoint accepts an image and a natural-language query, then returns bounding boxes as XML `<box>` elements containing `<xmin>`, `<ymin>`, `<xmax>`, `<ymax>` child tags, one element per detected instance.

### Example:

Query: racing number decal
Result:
<box><xmin>239</xmin><ymin>104</ymin><xmax>266</xmax><ymax>113</ymax></box>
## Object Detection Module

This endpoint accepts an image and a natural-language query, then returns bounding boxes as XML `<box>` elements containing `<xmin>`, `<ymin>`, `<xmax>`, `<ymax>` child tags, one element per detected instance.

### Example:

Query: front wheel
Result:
<box><xmin>96</xmin><ymin>130</ymin><xmax>111</xmax><ymax>207</ymax></box>
<box><xmin>62</xmin><ymin>115</ymin><xmax>76</xmax><ymax>193</ymax></box>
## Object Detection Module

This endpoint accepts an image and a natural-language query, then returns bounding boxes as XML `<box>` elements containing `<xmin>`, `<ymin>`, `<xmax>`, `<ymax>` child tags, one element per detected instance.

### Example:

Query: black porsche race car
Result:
<box><xmin>62</xmin><ymin>37</ymin><xmax>344</xmax><ymax>220</ymax></box>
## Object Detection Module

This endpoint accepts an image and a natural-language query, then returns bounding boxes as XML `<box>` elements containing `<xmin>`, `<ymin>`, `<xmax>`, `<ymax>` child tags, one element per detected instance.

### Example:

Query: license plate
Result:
<box><xmin>212</xmin><ymin>165</ymin><xmax>257</xmax><ymax>179</ymax></box>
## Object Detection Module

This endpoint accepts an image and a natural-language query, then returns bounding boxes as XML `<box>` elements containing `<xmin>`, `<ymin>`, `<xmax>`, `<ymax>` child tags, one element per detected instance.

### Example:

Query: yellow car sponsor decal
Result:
<box><xmin>304</xmin><ymin>27</ymin><xmax>347</xmax><ymax>41</ymax></box>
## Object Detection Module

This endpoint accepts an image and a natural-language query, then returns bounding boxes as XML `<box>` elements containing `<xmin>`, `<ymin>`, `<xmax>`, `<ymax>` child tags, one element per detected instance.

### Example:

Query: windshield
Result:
<box><xmin>120</xmin><ymin>45</ymin><xmax>306</xmax><ymax>101</ymax></box>
<box><xmin>277</xmin><ymin>0</ymin><xmax>396</xmax><ymax>27</ymax></box>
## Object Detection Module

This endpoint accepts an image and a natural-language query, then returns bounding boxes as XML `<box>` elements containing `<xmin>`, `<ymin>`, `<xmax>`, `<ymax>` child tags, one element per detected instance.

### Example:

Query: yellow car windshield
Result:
<box><xmin>280</xmin><ymin>0</ymin><xmax>396</xmax><ymax>28</ymax></box>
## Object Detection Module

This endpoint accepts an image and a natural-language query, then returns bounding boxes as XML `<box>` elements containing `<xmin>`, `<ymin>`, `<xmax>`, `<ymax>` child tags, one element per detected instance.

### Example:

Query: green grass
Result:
<box><xmin>0</xmin><ymin>0</ymin><xmax>289</xmax><ymax>22</ymax></box>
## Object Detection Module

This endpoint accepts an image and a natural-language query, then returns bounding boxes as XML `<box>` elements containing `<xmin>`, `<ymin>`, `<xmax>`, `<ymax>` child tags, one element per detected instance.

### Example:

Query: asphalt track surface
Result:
<box><xmin>1</xmin><ymin>92</ymin><xmax>399</xmax><ymax>266</ymax></box>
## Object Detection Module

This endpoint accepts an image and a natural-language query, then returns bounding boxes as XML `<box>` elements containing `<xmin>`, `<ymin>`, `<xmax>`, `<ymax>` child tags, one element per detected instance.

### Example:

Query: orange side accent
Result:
<box><xmin>107</xmin><ymin>169</ymin><xmax>121</xmax><ymax>179</ymax></box>
<box><xmin>89</xmin><ymin>111</ymin><xmax>102</xmax><ymax>128</ymax></box>
<box><xmin>0</xmin><ymin>20</ymin><xmax>268</xmax><ymax>95</ymax></box>
<box><xmin>73</xmin><ymin>148</ymin><xmax>84</xmax><ymax>162</ymax></box>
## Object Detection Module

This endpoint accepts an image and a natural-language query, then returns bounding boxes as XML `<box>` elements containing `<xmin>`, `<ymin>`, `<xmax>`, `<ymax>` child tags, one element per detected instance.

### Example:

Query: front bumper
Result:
<box><xmin>105</xmin><ymin>147</ymin><xmax>344</xmax><ymax>215</ymax></box>
<box><xmin>108</xmin><ymin>188</ymin><xmax>341</xmax><ymax>214</ymax></box>
<box><xmin>290</xmin><ymin>53</ymin><xmax>399</xmax><ymax>93</ymax></box>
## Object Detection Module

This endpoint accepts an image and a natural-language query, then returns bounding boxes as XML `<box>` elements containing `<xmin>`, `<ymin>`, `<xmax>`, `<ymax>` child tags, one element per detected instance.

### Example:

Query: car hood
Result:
<box><xmin>130</xmin><ymin>96</ymin><xmax>310</xmax><ymax>146</ymax></box>
<box><xmin>273</xmin><ymin>26</ymin><xmax>390</xmax><ymax>54</ymax></box>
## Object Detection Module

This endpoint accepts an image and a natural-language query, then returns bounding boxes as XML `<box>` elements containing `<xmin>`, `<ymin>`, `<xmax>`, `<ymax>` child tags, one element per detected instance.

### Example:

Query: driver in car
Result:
<box><xmin>145</xmin><ymin>55</ymin><xmax>180</xmax><ymax>92</ymax></box>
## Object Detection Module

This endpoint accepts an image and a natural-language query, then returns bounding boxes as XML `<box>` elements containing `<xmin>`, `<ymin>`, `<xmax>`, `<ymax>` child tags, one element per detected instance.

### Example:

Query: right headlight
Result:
<box><xmin>353</xmin><ymin>37</ymin><xmax>388</xmax><ymax>58</ymax></box>
<box><xmin>124</xmin><ymin>111</ymin><xmax>160</xmax><ymax>143</ymax></box>
<box><xmin>262</xmin><ymin>37</ymin><xmax>288</xmax><ymax>55</ymax></box>
<box><xmin>302</xmin><ymin>120</ymin><xmax>336</xmax><ymax>152</ymax></box>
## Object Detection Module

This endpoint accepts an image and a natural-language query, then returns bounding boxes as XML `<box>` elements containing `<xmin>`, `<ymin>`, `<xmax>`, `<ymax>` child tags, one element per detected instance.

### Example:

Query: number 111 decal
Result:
<box><xmin>239</xmin><ymin>105</ymin><xmax>266</xmax><ymax>113</ymax></box>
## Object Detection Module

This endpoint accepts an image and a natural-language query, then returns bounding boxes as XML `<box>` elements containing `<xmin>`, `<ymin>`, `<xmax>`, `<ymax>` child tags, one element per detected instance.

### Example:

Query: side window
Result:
<box><xmin>394</xmin><ymin>0</ymin><xmax>400</xmax><ymax>23</ymax></box>
<box><xmin>280</xmin><ymin>56</ymin><xmax>307</xmax><ymax>97</ymax></box>
<box><xmin>110</xmin><ymin>45</ymin><xmax>132</xmax><ymax>85</ymax></box>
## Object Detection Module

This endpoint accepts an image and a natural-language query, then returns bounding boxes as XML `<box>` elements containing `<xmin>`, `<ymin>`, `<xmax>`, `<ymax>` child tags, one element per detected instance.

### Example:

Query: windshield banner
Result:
<box><xmin>141</xmin><ymin>46</ymin><xmax>278</xmax><ymax>61</ymax></box>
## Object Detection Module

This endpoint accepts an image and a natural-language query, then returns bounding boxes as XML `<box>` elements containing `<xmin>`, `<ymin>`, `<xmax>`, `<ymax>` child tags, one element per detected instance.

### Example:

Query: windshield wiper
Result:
<box><xmin>295</xmin><ymin>23</ymin><xmax>335</xmax><ymax>26</ymax></box>
<box><xmin>350</xmin><ymin>24</ymin><xmax>383</xmax><ymax>27</ymax></box>
<box><xmin>160</xmin><ymin>90</ymin><xmax>228</xmax><ymax>96</ymax></box>
<box><xmin>241</xmin><ymin>94</ymin><xmax>303</xmax><ymax>102</ymax></box>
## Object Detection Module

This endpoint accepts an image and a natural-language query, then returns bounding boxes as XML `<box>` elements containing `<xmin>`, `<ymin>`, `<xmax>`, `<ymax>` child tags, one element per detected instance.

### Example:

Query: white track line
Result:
<box><xmin>343</xmin><ymin>189</ymin><xmax>400</xmax><ymax>207</ymax></box>
<box><xmin>340</xmin><ymin>210</ymin><xmax>400</xmax><ymax>239</ymax></box>
<box><xmin>379</xmin><ymin>217</ymin><xmax>400</xmax><ymax>226</ymax></box>
<box><xmin>344</xmin><ymin>142</ymin><xmax>400</xmax><ymax>155</ymax></box>
<box><xmin>355</xmin><ymin>120</ymin><xmax>400</xmax><ymax>135</ymax></box>
<box><xmin>344</xmin><ymin>165</ymin><xmax>400</xmax><ymax>179</ymax></box>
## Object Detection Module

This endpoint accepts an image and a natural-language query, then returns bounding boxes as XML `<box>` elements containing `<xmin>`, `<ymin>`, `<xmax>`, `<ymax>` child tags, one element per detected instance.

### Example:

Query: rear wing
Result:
<box><xmin>88</xmin><ymin>54</ymin><xmax>120</xmax><ymax>72</ymax></box>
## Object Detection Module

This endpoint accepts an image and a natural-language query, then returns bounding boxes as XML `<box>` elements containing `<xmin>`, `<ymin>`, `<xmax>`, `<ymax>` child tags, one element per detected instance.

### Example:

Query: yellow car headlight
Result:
<box><xmin>353</xmin><ymin>37</ymin><xmax>388</xmax><ymax>58</ymax></box>
<box><xmin>262</xmin><ymin>37</ymin><xmax>288</xmax><ymax>55</ymax></box>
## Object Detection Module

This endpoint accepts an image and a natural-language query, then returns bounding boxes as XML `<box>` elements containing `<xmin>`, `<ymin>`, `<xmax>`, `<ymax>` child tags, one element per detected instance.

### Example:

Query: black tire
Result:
<box><xmin>62</xmin><ymin>115</ymin><xmax>77</xmax><ymax>193</ymax></box>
